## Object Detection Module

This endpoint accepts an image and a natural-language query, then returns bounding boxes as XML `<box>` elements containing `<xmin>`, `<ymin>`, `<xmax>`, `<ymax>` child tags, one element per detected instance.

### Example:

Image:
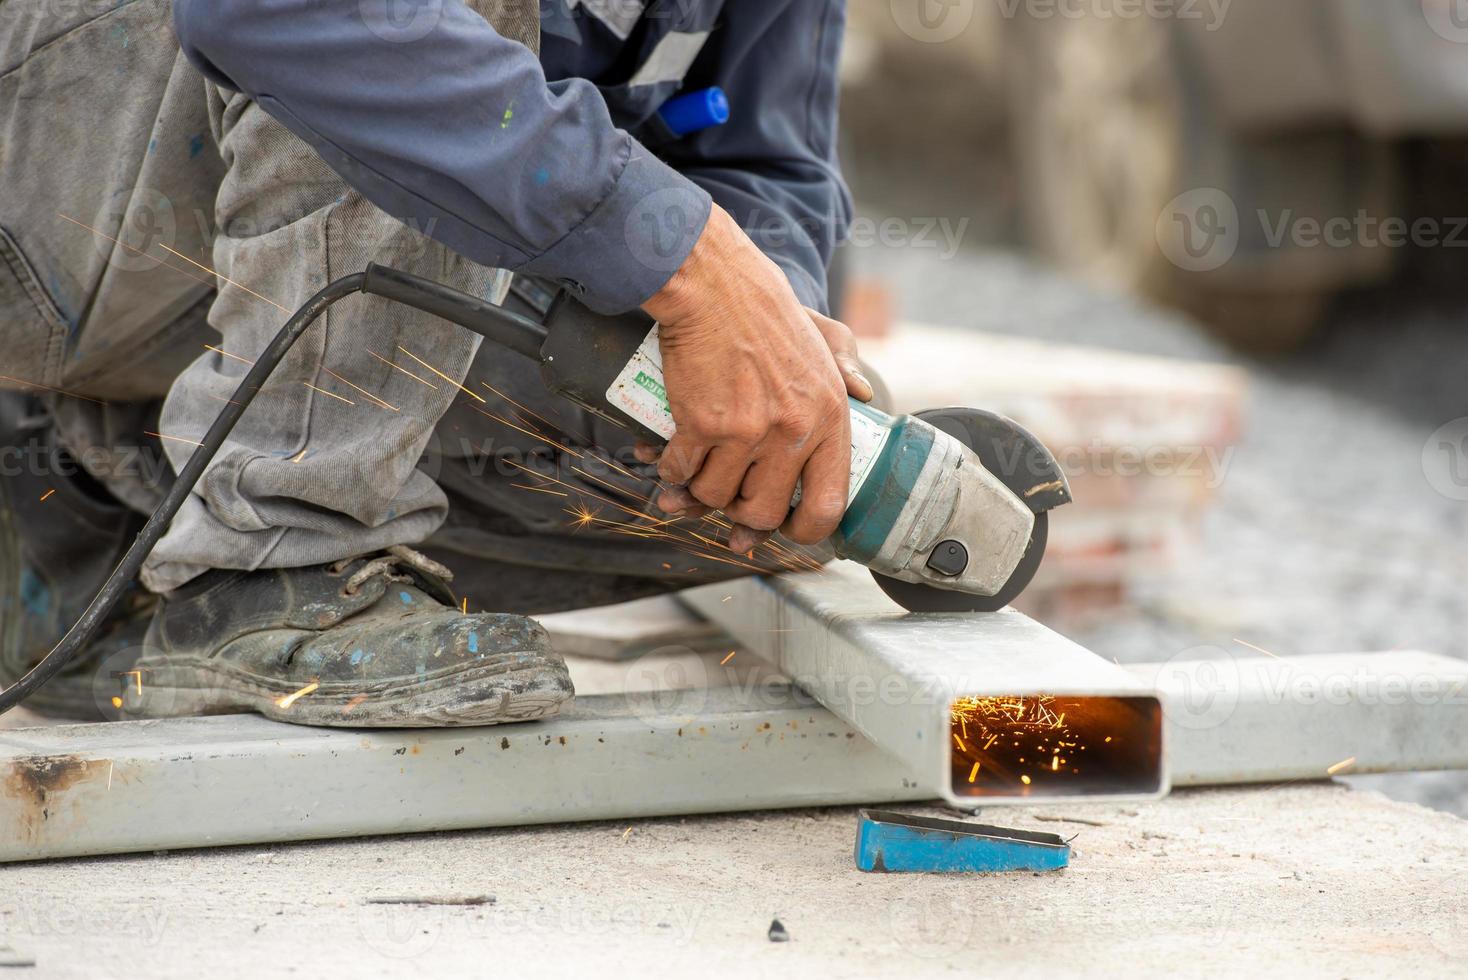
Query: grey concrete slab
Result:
<box><xmin>0</xmin><ymin>784</ymin><xmax>1463</xmax><ymax>978</ymax></box>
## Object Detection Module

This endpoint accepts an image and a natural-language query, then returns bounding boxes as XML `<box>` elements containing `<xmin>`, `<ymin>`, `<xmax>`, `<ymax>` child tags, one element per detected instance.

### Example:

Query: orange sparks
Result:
<box><xmin>342</xmin><ymin>694</ymin><xmax>370</xmax><ymax>714</ymax></box>
<box><xmin>146</xmin><ymin>430</ymin><xmax>206</xmax><ymax>449</ymax></box>
<box><xmin>510</xmin><ymin>482</ymin><xmax>569</xmax><ymax>498</ymax></box>
<box><xmin>54</xmin><ymin>212</ymin><xmax>218</xmax><ymax>295</ymax></box>
<box><xmin>276</xmin><ymin>681</ymin><xmax>320</xmax><ymax>709</ymax></box>
<box><xmin>157</xmin><ymin>243</ymin><xmax>291</xmax><ymax>314</ymax></box>
<box><xmin>1326</xmin><ymin>757</ymin><xmax>1356</xmax><ymax>776</ymax></box>
<box><xmin>0</xmin><ymin>375</ymin><xmax>107</xmax><ymax>407</ymax></box>
<box><xmin>1052</xmin><ymin>755</ymin><xmax>1060</xmax><ymax>771</ymax></box>
<box><xmin>39</xmin><ymin>489</ymin><xmax>55</xmax><ymax>502</ymax></box>
<box><xmin>367</xmin><ymin>349</ymin><xmax>440</xmax><ymax>389</ymax></box>
<box><xmin>719</xmin><ymin>651</ymin><xmax>737</xmax><ymax>666</ymax></box>
<box><xmin>461</xmin><ymin>597</ymin><xmax>469</xmax><ymax>615</ymax></box>
<box><xmin>302</xmin><ymin>381</ymin><xmax>355</xmax><ymax>406</ymax></box>
<box><xmin>1233</xmin><ymin>638</ymin><xmax>1281</xmax><ymax>659</ymax></box>
<box><xmin>323</xmin><ymin>368</ymin><xmax>399</xmax><ymax>412</ymax></box>
<box><xmin>1020</xmin><ymin>774</ymin><xmax>1032</xmax><ymax>786</ymax></box>
<box><xmin>205</xmin><ymin>344</ymin><xmax>255</xmax><ymax>366</ymax></box>
<box><xmin>480</xmin><ymin>380</ymin><xmax>567</xmax><ymax>434</ymax></box>
<box><xmin>110</xmin><ymin>696</ymin><xmax>123</xmax><ymax>709</ymax></box>
<box><xmin>397</xmin><ymin>346</ymin><xmax>486</xmax><ymax>403</ymax></box>
<box><xmin>967</xmin><ymin>761</ymin><xmax>981</xmax><ymax>784</ymax></box>
<box><xmin>122</xmin><ymin>670</ymin><xmax>143</xmax><ymax>696</ymax></box>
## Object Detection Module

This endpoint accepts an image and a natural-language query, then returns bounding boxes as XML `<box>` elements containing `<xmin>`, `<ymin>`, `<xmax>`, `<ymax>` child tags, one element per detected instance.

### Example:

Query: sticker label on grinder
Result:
<box><xmin>607</xmin><ymin>324</ymin><xmax>892</xmax><ymax>506</ymax></box>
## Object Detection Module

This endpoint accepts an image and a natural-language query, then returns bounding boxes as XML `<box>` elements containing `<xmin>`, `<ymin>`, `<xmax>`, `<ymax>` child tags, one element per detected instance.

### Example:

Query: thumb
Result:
<box><xmin>806</xmin><ymin>307</ymin><xmax>875</xmax><ymax>403</ymax></box>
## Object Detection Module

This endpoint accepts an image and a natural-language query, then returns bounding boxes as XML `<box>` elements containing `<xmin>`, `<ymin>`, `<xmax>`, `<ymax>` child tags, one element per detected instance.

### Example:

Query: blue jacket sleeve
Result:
<box><xmin>664</xmin><ymin>0</ymin><xmax>853</xmax><ymax>313</ymax></box>
<box><xmin>172</xmin><ymin>0</ymin><xmax>711</xmax><ymax>314</ymax></box>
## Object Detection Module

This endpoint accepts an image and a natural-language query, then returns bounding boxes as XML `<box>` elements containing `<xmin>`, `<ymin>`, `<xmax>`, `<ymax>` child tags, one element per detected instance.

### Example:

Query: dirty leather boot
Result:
<box><xmin>0</xmin><ymin>392</ymin><xmax>156</xmax><ymax>720</ymax></box>
<box><xmin>127</xmin><ymin>546</ymin><xmax>573</xmax><ymax>727</ymax></box>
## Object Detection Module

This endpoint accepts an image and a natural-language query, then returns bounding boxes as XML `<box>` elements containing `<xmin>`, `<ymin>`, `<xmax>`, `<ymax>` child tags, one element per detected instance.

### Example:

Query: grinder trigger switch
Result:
<box><xmin>926</xmin><ymin>541</ymin><xmax>969</xmax><ymax>577</ymax></box>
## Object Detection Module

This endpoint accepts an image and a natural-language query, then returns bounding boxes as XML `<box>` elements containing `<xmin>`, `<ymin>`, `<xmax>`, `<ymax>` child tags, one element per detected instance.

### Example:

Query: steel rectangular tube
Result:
<box><xmin>0</xmin><ymin>685</ymin><xmax>927</xmax><ymax>864</ymax></box>
<box><xmin>682</xmin><ymin>563</ymin><xmax>1168</xmax><ymax>807</ymax></box>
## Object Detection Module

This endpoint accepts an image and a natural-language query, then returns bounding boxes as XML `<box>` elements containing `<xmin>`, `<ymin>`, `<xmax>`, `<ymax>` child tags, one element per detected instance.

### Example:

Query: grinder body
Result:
<box><xmin>535</xmin><ymin>294</ymin><xmax>1046</xmax><ymax>601</ymax></box>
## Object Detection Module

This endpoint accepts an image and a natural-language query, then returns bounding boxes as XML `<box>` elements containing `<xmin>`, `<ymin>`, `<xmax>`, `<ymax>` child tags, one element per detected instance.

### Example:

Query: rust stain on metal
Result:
<box><xmin>4</xmin><ymin>755</ymin><xmax>95</xmax><ymax>840</ymax></box>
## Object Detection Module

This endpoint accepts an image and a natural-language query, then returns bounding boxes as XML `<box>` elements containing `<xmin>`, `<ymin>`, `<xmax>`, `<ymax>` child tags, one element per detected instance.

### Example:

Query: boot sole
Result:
<box><xmin>124</xmin><ymin>653</ymin><xmax>575</xmax><ymax>728</ymax></box>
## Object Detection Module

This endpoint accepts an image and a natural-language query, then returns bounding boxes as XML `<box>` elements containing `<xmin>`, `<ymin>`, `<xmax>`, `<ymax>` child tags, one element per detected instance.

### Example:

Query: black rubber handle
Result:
<box><xmin>361</xmin><ymin>263</ymin><xmax>549</xmax><ymax>361</ymax></box>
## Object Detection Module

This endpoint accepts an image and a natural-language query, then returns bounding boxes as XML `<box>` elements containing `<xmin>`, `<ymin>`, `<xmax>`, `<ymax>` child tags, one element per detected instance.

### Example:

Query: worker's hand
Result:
<box><xmin>638</xmin><ymin>205</ymin><xmax>867</xmax><ymax>554</ymax></box>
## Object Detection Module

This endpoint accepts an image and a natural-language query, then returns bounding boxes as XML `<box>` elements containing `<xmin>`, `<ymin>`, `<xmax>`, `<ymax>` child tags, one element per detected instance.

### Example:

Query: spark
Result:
<box><xmin>276</xmin><ymin>681</ymin><xmax>320</xmax><ymax>710</ymax></box>
<box><xmin>1052</xmin><ymin>755</ymin><xmax>1060</xmax><ymax>771</ymax></box>
<box><xmin>289</xmin><ymin>448</ymin><xmax>309</xmax><ymax>464</ymax></box>
<box><xmin>397</xmin><ymin>346</ymin><xmax>486</xmax><ymax>403</ymax></box>
<box><xmin>54</xmin><ymin>212</ymin><xmax>218</xmax><ymax>295</ymax></box>
<box><xmin>39</xmin><ymin>489</ymin><xmax>55</xmax><ymax>502</ymax></box>
<box><xmin>621</xmin><ymin>826</ymin><xmax>634</xmax><ymax>840</ymax></box>
<box><xmin>461</xmin><ymin>597</ymin><xmax>469</xmax><ymax>615</ymax></box>
<box><xmin>953</xmin><ymin>734</ymin><xmax>967</xmax><ymax>752</ymax></box>
<box><xmin>323</xmin><ymin>368</ymin><xmax>399</xmax><ymax>412</ymax></box>
<box><xmin>302</xmin><ymin>382</ymin><xmax>355</xmax><ymax>406</ymax></box>
<box><xmin>0</xmin><ymin>375</ymin><xmax>107</xmax><ymax>406</ymax></box>
<box><xmin>110</xmin><ymin>696</ymin><xmax>123</xmax><ymax>709</ymax></box>
<box><xmin>107</xmin><ymin>761</ymin><xmax>114</xmax><ymax>791</ymax></box>
<box><xmin>203</xmin><ymin>392</ymin><xmax>248</xmax><ymax>408</ymax></box>
<box><xmin>157</xmin><ymin>243</ymin><xmax>291</xmax><ymax>314</ymax></box>
<box><xmin>1326</xmin><ymin>757</ymin><xmax>1356</xmax><ymax>776</ymax></box>
<box><xmin>1233</xmin><ymin>638</ymin><xmax>1280</xmax><ymax>659</ymax></box>
<box><xmin>967</xmin><ymin>761</ymin><xmax>981</xmax><ymax>784</ymax></box>
<box><xmin>721</xmin><ymin>595</ymin><xmax>733</xmax><ymax>603</ymax></box>
<box><xmin>720</xmin><ymin>651</ymin><xmax>737</xmax><ymax>666</ymax></box>
<box><xmin>146</xmin><ymin>430</ymin><xmax>206</xmax><ymax>449</ymax></box>
<box><xmin>205</xmin><ymin>343</ymin><xmax>255</xmax><ymax>366</ymax></box>
<box><xmin>510</xmin><ymin>483</ymin><xmax>569</xmax><ymax>498</ymax></box>
<box><xmin>367</xmin><ymin>349</ymin><xmax>440</xmax><ymax>389</ymax></box>
<box><xmin>342</xmin><ymin>694</ymin><xmax>370</xmax><ymax>714</ymax></box>
<box><xmin>472</xmin><ymin>405</ymin><xmax>580</xmax><ymax>457</ymax></box>
<box><xmin>480</xmin><ymin>380</ymin><xmax>568</xmax><ymax>435</ymax></box>
<box><xmin>122</xmin><ymin>670</ymin><xmax>143</xmax><ymax>696</ymax></box>
<box><xmin>1020</xmin><ymin>774</ymin><xmax>1032</xmax><ymax>786</ymax></box>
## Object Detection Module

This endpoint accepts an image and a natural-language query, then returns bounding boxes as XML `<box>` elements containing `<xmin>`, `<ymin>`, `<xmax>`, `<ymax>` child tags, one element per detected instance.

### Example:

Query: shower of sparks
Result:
<box><xmin>276</xmin><ymin>681</ymin><xmax>320</xmax><ymax>709</ymax></box>
<box><xmin>1326</xmin><ymin>757</ymin><xmax>1356</xmax><ymax>776</ymax></box>
<box><xmin>950</xmin><ymin>695</ymin><xmax>1105</xmax><ymax>788</ymax></box>
<box><xmin>39</xmin><ymin>489</ymin><xmax>55</xmax><ymax>502</ymax></box>
<box><xmin>157</xmin><ymin>243</ymin><xmax>291</xmax><ymax>314</ymax></box>
<box><xmin>480</xmin><ymin>381</ymin><xmax>568</xmax><ymax>435</ymax></box>
<box><xmin>1233</xmin><ymin>638</ymin><xmax>1280</xmax><ymax>659</ymax></box>
<box><xmin>302</xmin><ymin>382</ymin><xmax>355</xmax><ymax>406</ymax></box>
<box><xmin>323</xmin><ymin>368</ymin><xmax>400</xmax><ymax>412</ymax></box>
<box><xmin>367</xmin><ymin>349</ymin><xmax>440</xmax><ymax>389</ymax></box>
<box><xmin>719</xmin><ymin>651</ymin><xmax>737</xmax><ymax>666</ymax></box>
<box><xmin>146</xmin><ymin>430</ymin><xmax>206</xmax><ymax>449</ymax></box>
<box><xmin>205</xmin><ymin>344</ymin><xmax>255</xmax><ymax>366</ymax></box>
<box><xmin>397</xmin><ymin>346</ymin><xmax>485</xmax><ymax>403</ymax></box>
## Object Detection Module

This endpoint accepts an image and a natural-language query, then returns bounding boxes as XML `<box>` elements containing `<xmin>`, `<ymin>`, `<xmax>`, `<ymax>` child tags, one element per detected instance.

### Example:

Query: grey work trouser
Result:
<box><xmin>0</xmin><ymin>0</ymin><xmax>758</xmax><ymax>611</ymax></box>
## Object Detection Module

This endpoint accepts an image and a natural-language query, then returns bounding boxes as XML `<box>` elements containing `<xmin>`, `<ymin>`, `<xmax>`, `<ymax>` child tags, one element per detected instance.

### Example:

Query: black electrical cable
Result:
<box><xmin>0</xmin><ymin>265</ymin><xmax>552</xmax><ymax>717</ymax></box>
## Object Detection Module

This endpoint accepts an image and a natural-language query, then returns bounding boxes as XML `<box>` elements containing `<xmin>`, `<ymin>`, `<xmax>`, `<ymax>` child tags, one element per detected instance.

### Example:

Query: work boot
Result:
<box><xmin>0</xmin><ymin>392</ymin><xmax>156</xmax><ymax>720</ymax></box>
<box><xmin>126</xmin><ymin>546</ymin><xmax>574</xmax><ymax>727</ymax></box>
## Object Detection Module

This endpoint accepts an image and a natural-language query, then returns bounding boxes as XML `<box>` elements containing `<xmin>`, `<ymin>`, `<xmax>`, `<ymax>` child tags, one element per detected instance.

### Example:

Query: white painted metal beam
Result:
<box><xmin>0</xmin><ymin>685</ymin><xmax>927</xmax><ymax>864</ymax></box>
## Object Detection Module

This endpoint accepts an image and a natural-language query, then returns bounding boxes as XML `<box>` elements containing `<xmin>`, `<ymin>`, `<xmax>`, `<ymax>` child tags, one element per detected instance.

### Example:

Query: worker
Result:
<box><xmin>0</xmin><ymin>1</ymin><xmax>868</xmax><ymax>727</ymax></box>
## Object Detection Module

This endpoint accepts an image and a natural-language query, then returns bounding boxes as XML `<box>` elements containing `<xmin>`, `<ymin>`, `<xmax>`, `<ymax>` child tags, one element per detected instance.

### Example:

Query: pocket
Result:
<box><xmin>0</xmin><ymin>226</ymin><xmax>69</xmax><ymax>387</ymax></box>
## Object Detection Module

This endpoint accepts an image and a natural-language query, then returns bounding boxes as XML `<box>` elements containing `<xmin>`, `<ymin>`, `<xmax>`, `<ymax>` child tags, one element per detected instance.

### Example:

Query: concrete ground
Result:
<box><xmin>0</xmin><ymin>783</ymin><xmax>1463</xmax><ymax>978</ymax></box>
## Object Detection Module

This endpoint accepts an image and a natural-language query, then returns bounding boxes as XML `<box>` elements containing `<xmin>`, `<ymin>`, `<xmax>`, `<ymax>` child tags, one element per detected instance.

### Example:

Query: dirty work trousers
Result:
<box><xmin>0</xmin><ymin>0</ymin><xmax>775</xmax><ymax>614</ymax></box>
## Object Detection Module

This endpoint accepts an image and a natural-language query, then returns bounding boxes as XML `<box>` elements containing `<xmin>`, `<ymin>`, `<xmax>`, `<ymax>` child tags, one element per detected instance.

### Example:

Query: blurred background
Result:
<box><xmin>834</xmin><ymin>1</ymin><xmax>1468</xmax><ymax>813</ymax></box>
